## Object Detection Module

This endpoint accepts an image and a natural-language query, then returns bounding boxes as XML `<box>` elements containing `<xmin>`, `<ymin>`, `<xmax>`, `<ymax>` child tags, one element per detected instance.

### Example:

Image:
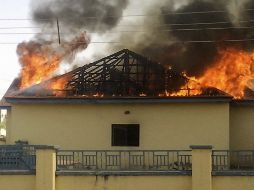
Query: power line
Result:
<box><xmin>2</xmin><ymin>19</ymin><xmax>254</xmax><ymax>29</ymax></box>
<box><xmin>0</xmin><ymin>8</ymin><xmax>254</xmax><ymax>21</ymax></box>
<box><xmin>1</xmin><ymin>25</ymin><xmax>254</xmax><ymax>35</ymax></box>
<box><xmin>0</xmin><ymin>27</ymin><xmax>40</xmax><ymax>29</ymax></box>
<box><xmin>2</xmin><ymin>39</ymin><xmax>254</xmax><ymax>45</ymax></box>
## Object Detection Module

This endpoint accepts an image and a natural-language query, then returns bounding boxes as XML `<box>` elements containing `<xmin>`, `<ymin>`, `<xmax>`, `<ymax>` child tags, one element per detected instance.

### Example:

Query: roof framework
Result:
<box><xmin>1</xmin><ymin>49</ymin><xmax>232</xmax><ymax>102</ymax></box>
<box><xmin>67</xmin><ymin>49</ymin><xmax>187</xmax><ymax>96</ymax></box>
<box><xmin>66</xmin><ymin>49</ymin><xmax>230</xmax><ymax>97</ymax></box>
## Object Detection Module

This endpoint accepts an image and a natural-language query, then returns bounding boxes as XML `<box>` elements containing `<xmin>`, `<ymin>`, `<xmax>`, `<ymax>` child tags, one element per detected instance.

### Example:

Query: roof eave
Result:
<box><xmin>231</xmin><ymin>99</ymin><xmax>254</xmax><ymax>106</ymax></box>
<box><xmin>5</xmin><ymin>96</ymin><xmax>233</xmax><ymax>105</ymax></box>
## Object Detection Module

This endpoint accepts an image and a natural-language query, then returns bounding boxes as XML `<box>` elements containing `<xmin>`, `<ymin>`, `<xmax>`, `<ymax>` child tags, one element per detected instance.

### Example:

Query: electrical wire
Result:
<box><xmin>0</xmin><ymin>25</ymin><xmax>254</xmax><ymax>35</ymax></box>
<box><xmin>2</xmin><ymin>19</ymin><xmax>254</xmax><ymax>29</ymax></box>
<box><xmin>0</xmin><ymin>8</ymin><xmax>254</xmax><ymax>20</ymax></box>
<box><xmin>2</xmin><ymin>39</ymin><xmax>254</xmax><ymax>45</ymax></box>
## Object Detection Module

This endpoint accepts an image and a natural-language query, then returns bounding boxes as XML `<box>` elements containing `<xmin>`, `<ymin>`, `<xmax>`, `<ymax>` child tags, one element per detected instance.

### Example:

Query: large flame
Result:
<box><xmin>18</xmin><ymin>43</ymin><xmax>62</xmax><ymax>89</ymax></box>
<box><xmin>17</xmin><ymin>33</ymin><xmax>89</xmax><ymax>89</ymax></box>
<box><xmin>198</xmin><ymin>48</ymin><xmax>254</xmax><ymax>99</ymax></box>
<box><xmin>171</xmin><ymin>48</ymin><xmax>254</xmax><ymax>99</ymax></box>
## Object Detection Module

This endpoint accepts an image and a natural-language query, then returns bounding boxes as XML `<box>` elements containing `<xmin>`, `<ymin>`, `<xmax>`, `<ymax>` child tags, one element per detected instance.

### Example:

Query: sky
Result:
<box><xmin>0</xmin><ymin>0</ymin><xmax>155</xmax><ymax>99</ymax></box>
<box><xmin>0</xmin><ymin>0</ymin><xmax>31</xmax><ymax>98</ymax></box>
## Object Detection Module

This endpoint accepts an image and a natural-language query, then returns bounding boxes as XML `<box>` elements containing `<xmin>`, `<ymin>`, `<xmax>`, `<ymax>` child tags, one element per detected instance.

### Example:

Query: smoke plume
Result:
<box><xmin>115</xmin><ymin>0</ymin><xmax>254</xmax><ymax>77</ymax></box>
<box><xmin>16</xmin><ymin>0</ymin><xmax>130</xmax><ymax>89</ymax></box>
<box><xmin>31</xmin><ymin>0</ymin><xmax>129</xmax><ymax>34</ymax></box>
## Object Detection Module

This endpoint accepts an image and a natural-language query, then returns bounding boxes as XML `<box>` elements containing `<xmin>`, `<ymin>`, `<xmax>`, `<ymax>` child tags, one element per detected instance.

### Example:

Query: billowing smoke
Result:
<box><xmin>17</xmin><ymin>0</ymin><xmax>254</xmax><ymax>93</ymax></box>
<box><xmin>16</xmin><ymin>0</ymin><xmax>129</xmax><ymax>89</ymax></box>
<box><xmin>31</xmin><ymin>0</ymin><xmax>129</xmax><ymax>34</ymax></box>
<box><xmin>116</xmin><ymin>0</ymin><xmax>254</xmax><ymax>77</ymax></box>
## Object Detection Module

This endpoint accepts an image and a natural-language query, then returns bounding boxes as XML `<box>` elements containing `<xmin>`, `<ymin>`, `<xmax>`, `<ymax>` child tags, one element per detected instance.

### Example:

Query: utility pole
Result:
<box><xmin>56</xmin><ymin>18</ymin><xmax>61</xmax><ymax>44</ymax></box>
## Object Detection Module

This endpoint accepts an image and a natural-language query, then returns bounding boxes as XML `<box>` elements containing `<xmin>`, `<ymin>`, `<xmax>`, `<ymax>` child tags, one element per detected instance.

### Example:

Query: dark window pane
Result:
<box><xmin>112</xmin><ymin>124</ymin><xmax>139</xmax><ymax>146</ymax></box>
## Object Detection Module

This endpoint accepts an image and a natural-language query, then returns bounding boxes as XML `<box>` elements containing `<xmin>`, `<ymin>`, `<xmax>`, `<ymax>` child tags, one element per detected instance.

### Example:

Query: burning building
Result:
<box><xmin>0</xmin><ymin>45</ymin><xmax>253</xmax><ymax>151</ymax></box>
<box><xmin>9</xmin><ymin>48</ymin><xmax>233</xmax><ymax>98</ymax></box>
<box><xmin>1</xmin><ymin>1</ymin><xmax>254</xmax><ymax>190</ymax></box>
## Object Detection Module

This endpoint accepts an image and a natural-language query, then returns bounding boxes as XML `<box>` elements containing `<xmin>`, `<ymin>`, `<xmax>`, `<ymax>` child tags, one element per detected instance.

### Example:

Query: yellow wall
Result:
<box><xmin>0</xmin><ymin>175</ymin><xmax>35</xmax><ymax>190</ymax></box>
<box><xmin>36</xmin><ymin>149</ymin><xmax>56</xmax><ymax>190</ymax></box>
<box><xmin>192</xmin><ymin>149</ymin><xmax>212</xmax><ymax>190</ymax></box>
<box><xmin>230</xmin><ymin>105</ymin><xmax>254</xmax><ymax>149</ymax></box>
<box><xmin>213</xmin><ymin>176</ymin><xmax>254</xmax><ymax>190</ymax></box>
<box><xmin>8</xmin><ymin>103</ymin><xmax>229</xmax><ymax>149</ymax></box>
<box><xmin>6</xmin><ymin>108</ymin><xmax>11</xmax><ymax>144</ymax></box>
<box><xmin>56</xmin><ymin>176</ymin><xmax>191</xmax><ymax>190</ymax></box>
<box><xmin>1</xmin><ymin>174</ymin><xmax>254</xmax><ymax>190</ymax></box>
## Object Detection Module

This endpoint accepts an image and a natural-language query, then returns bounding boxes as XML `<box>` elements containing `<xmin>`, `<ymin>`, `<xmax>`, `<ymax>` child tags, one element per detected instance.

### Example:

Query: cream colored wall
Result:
<box><xmin>6</xmin><ymin>108</ymin><xmax>11</xmax><ymax>144</ymax></box>
<box><xmin>8</xmin><ymin>103</ymin><xmax>229</xmax><ymax>149</ymax></box>
<box><xmin>213</xmin><ymin>176</ymin><xmax>254</xmax><ymax>190</ymax></box>
<box><xmin>192</xmin><ymin>149</ymin><xmax>212</xmax><ymax>190</ymax></box>
<box><xmin>36</xmin><ymin>149</ymin><xmax>56</xmax><ymax>190</ymax></box>
<box><xmin>230</xmin><ymin>105</ymin><xmax>254</xmax><ymax>150</ymax></box>
<box><xmin>56</xmin><ymin>176</ymin><xmax>191</xmax><ymax>190</ymax></box>
<box><xmin>1</xmin><ymin>174</ymin><xmax>254</xmax><ymax>190</ymax></box>
<box><xmin>0</xmin><ymin>175</ymin><xmax>35</xmax><ymax>190</ymax></box>
<box><xmin>0</xmin><ymin>140</ymin><xmax>6</xmax><ymax>145</ymax></box>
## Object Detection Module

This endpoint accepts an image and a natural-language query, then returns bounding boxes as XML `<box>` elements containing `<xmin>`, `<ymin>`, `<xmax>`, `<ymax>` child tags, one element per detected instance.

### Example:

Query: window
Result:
<box><xmin>112</xmin><ymin>124</ymin><xmax>140</xmax><ymax>146</ymax></box>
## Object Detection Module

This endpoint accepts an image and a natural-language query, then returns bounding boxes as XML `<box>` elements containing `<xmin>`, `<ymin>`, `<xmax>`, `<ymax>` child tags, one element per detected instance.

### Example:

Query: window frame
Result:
<box><xmin>111</xmin><ymin>124</ymin><xmax>140</xmax><ymax>147</ymax></box>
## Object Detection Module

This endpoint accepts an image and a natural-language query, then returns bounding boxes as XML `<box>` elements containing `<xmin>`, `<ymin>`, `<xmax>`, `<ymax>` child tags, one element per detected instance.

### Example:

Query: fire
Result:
<box><xmin>168</xmin><ymin>48</ymin><xmax>254</xmax><ymax>99</ymax></box>
<box><xmin>197</xmin><ymin>48</ymin><xmax>254</xmax><ymax>99</ymax></box>
<box><xmin>18</xmin><ymin>43</ymin><xmax>62</xmax><ymax>89</ymax></box>
<box><xmin>50</xmin><ymin>76</ymin><xmax>71</xmax><ymax>90</ymax></box>
<box><xmin>169</xmin><ymin>74</ymin><xmax>202</xmax><ymax>96</ymax></box>
<box><xmin>17</xmin><ymin>33</ymin><xmax>89</xmax><ymax>90</ymax></box>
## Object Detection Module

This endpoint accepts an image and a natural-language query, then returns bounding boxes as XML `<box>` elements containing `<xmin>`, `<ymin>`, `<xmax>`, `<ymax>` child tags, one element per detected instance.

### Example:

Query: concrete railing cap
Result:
<box><xmin>35</xmin><ymin>145</ymin><xmax>60</xmax><ymax>150</ymax></box>
<box><xmin>190</xmin><ymin>145</ymin><xmax>213</xmax><ymax>150</ymax></box>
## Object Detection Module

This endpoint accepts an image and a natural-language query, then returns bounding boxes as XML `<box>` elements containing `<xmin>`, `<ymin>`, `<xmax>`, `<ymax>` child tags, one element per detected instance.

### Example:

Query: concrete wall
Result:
<box><xmin>2</xmin><ymin>174</ymin><xmax>254</xmax><ymax>190</ymax></box>
<box><xmin>2</xmin><ymin>175</ymin><xmax>254</xmax><ymax>190</ymax></box>
<box><xmin>56</xmin><ymin>176</ymin><xmax>191</xmax><ymax>190</ymax></box>
<box><xmin>213</xmin><ymin>176</ymin><xmax>254</xmax><ymax>190</ymax></box>
<box><xmin>8</xmin><ymin>103</ymin><xmax>229</xmax><ymax>149</ymax></box>
<box><xmin>1</xmin><ymin>147</ymin><xmax>254</xmax><ymax>190</ymax></box>
<box><xmin>230</xmin><ymin>105</ymin><xmax>254</xmax><ymax>150</ymax></box>
<box><xmin>0</xmin><ymin>175</ymin><xmax>35</xmax><ymax>190</ymax></box>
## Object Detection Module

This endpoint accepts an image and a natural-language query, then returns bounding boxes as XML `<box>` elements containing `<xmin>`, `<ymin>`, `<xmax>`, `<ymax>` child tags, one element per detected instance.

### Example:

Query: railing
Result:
<box><xmin>0</xmin><ymin>145</ymin><xmax>36</xmax><ymax>170</ymax></box>
<box><xmin>212</xmin><ymin>150</ymin><xmax>254</xmax><ymax>171</ymax></box>
<box><xmin>57</xmin><ymin>150</ymin><xmax>192</xmax><ymax>171</ymax></box>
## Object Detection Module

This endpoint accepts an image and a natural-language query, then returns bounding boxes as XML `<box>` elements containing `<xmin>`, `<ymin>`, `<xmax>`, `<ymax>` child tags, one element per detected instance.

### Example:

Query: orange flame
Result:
<box><xmin>169</xmin><ymin>74</ymin><xmax>202</xmax><ymax>96</ymax></box>
<box><xmin>170</xmin><ymin>48</ymin><xmax>254</xmax><ymax>98</ymax></box>
<box><xmin>19</xmin><ymin>47</ymin><xmax>62</xmax><ymax>89</ymax></box>
<box><xmin>197</xmin><ymin>48</ymin><xmax>254</xmax><ymax>99</ymax></box>
<box><xmin>17</xmin><ymin>33</ymin><xmax>89</xmax><ymax>90</ymax></box>
<box><xmin>50</xmin><ymin>76</ymin><xmax>70</xmax><ymax>91</ymax></box>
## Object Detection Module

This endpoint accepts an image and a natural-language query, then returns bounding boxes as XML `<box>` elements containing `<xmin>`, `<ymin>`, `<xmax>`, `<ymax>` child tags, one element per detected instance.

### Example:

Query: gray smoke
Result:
<box><xmin>114</xmin><ymin>0</ymin><xmax>254</xmax><ymax>77</ymax></box>
<box><xmin>31</xmin><ymin>0</ymin><xmax>129</xmax><ymax>34</ymax></box>
<box><xmin>29</xmin><ymin>0</ymin><xmax>254</xmax><ymax>78</ymax></box>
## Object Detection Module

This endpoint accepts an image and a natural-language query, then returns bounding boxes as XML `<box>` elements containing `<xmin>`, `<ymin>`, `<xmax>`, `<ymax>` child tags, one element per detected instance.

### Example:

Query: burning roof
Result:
<box><xmin>3</xmin><ymin>49</ymin><xmax>236</xmax><ymax>100</ymax></box>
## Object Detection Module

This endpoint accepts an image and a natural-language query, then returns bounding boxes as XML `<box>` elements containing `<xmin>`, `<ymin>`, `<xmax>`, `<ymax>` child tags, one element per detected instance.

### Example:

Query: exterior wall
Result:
<box><xmin>213</xmin><ymin>176</ymin><xmax>254</xmax><ymax>190</ymax></box>
<box><xmin>56</xmin><ymin>176</ymin><xmax>191</xmax><ymax>190</ymax></box>
<box><xmin>2</xmin><ymin>147</ymin><xmax>254</xmax><ymax>190</ymax></box>
<box><xmin>1</xmin><ymin>174</ymin><xmax>254</xmax><ymax>190</ymax></box>
<box><xmin>0</xmin><ymin>175</ymin><xmax>35</xmax><ymax>190</ymax></box>
<box><xmin>0</xmin><ymin>139</ymin><xmax>6</xmax><ymax>145</ymax></box>
<box><xmin>6</xmin><ymin>108</ymin><xmax>12</xmax><ymax>144</ymax></box>
<box><xmin>230</xmin><ymin>105</ymin><xmax>254</xmax><ymax>150</ymax></box>
<box><xmin>8</xmin><ymin>103</ymin><xmax>229</xmax><ymax>149</ymax></box>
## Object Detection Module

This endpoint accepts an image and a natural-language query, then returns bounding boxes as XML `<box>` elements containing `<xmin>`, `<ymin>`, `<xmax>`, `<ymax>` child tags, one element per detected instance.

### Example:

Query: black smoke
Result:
<box><xmin>125</xmin><ymin>0</ymin><xmax>254</xmax><ymax>77</ymax></box>
<box><xmin>31</xmin><ymin>0</ymin><xmax>129</xmax><ymax>33</ymax></box>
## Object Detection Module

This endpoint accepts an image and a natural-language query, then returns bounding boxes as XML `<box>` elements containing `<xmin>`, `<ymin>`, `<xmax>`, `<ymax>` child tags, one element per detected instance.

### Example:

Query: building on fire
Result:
<box><xmin>0</xmin><ymin>49</ymin><xmax>254</xmax><ymax>190</ymax></box>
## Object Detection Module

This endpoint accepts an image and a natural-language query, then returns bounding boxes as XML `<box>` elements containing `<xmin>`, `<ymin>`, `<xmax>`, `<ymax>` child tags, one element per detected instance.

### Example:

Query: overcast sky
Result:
<box><xmin>0</xmin><ymin>0</ymin><xmax>31</xmax><ymax>98</ymax></box>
